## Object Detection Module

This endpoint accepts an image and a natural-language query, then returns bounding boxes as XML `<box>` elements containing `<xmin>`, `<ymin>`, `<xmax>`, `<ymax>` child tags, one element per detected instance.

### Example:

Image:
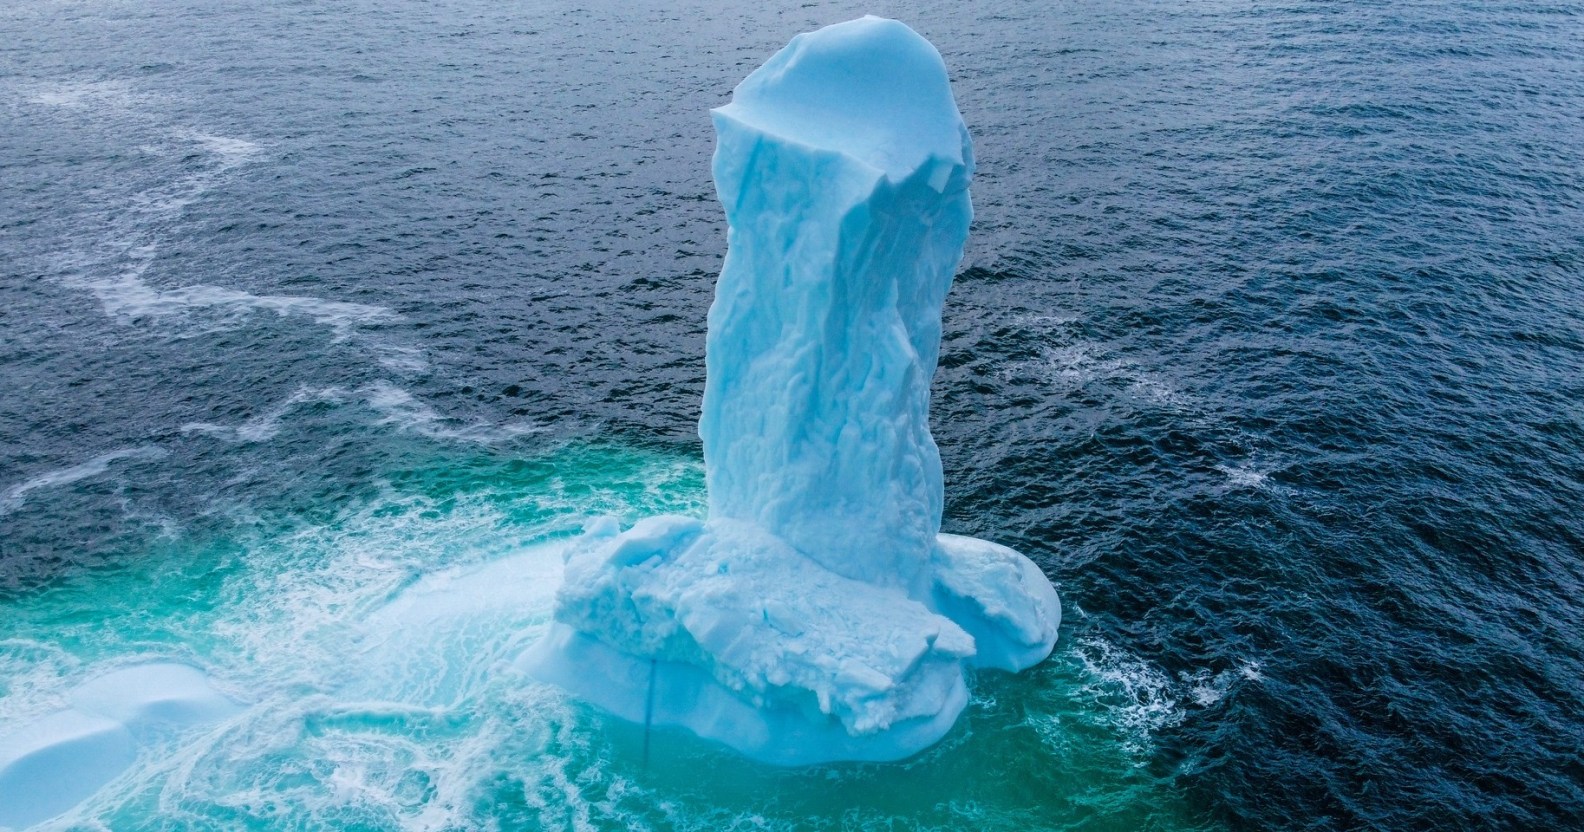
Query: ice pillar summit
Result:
<box><xmin>522</xmin><ymin>16</ymin><xmax>1060</xmax><ymax>764</ymax></box>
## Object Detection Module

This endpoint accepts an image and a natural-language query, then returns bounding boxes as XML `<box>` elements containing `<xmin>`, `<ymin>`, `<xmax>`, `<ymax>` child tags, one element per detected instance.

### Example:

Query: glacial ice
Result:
<box><xmin>521</xmin><ymin>16</ymin><xmax>1060</xmax><ymax>763</ymax></box>
<box><xmin>0</xmin><ymin>663</ymin><xmax>240</xmax><ymax>829</ymax></box>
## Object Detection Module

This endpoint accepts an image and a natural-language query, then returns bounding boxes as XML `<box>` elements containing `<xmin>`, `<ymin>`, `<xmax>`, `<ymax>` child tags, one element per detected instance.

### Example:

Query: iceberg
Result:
<box><xmin>0</xmin><ymin>663</ymin><xmax>241</xmax><ymax>829</ymax></box>
<box><xmin>521</xmin><ymin>15</ymin><xmax>1059</xmax><ymax>764</ymax></box>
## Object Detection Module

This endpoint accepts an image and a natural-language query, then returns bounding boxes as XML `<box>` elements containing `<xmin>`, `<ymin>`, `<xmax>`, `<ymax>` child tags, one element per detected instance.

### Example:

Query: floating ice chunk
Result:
<box><xmin>0</xmin><ymin>663</ymin><xmax>240</xmax><ymax>829</ymax></box>
<box><xmin>523</xmin><ymin>16</ymin><xmax>1059</xmax><ymax>764</ymax></box>
<box><xmin>524</xmin><ymin>625</ymin><xmax>970</xmax><ymax>765</ymax></box>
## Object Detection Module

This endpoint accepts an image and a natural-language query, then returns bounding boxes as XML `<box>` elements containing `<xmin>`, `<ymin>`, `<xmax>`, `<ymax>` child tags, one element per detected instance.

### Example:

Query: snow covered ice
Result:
<box><xmin>522</xmin><ymin>16</ymin><xmax>1060</xmax><ymax>764</ymax></box>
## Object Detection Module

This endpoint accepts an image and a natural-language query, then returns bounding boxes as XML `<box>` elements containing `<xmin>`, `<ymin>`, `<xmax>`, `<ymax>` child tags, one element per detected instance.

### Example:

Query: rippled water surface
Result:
<box><xmin>3</xmin><ymin>0</ymin><xmax>1582</xmax><ymax>829</ymax></box>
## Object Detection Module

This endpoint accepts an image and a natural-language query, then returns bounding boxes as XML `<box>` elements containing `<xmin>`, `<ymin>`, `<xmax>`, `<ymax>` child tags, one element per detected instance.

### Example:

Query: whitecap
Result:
<box><xmin>23</xmin><ymin>79</ymin><xmax>141</xmax><ymax>111</ymax></box>
<box><xmin>1181</xmin><ymin>660</ymin><xmax>1265</xmax><ymax>708</ymax></box>
<box><xmin>177</xmin><ymin>130</ymin><xmax>263</xmax><ymax>168</ymax></box>
<box><xmin>1070</xmin><ymin>636</ymin><xmax>1184</xmax><ymax>757</ymax></box>
<box><xmin>1214</xmin><ymin>463</ymin><xmax>1275</xmax><ymax>490</ymax></box>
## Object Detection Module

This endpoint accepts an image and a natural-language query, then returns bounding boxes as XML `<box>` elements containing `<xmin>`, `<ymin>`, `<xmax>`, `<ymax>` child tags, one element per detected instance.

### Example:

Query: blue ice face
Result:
<box><xmin>704</xmin><ymin>16</ymin><xmax>974</xmax><ymax>593</ymax></box>
<box><xmin>527</xmin><ymin>16</ymin><xmax>1058</xmax><ymax>766</ymax></box>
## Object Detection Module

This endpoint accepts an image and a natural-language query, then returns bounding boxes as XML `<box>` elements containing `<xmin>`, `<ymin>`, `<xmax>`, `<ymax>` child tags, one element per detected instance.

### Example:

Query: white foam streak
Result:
<box><xmin>181</xmin><ymin>388</ymin><xmax>350</xmax><ymax>443</ymax></box>
<box><xmin>182</xmin><ymin>384</ymin><xmax>541</xmax><ymax>447</ymax></box>
<box><xmin>80</xmin><ymin>269</ymin><xmax>394</xmax><ymax>341</ymax></box>
<box><xmin>0</xmin><ymin>447</ymin><xmax>167</xmax><ymax>518</ymax></box>
<box><xmin>364</xmin><ymin>382</ymin><xmax>542</xmax><ymax>444</ymax></box>
<box><xmin>41</xmin><ymin>109</ymin><xmax>411</xmax><ymax>355</ymax></box>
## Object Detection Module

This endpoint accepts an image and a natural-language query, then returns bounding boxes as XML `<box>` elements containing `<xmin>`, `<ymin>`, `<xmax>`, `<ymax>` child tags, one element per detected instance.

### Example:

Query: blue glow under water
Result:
<box><xmin>2</xmin><ymin>0</ymin><xmax>1581</xmax><ymax>829</ymax></box>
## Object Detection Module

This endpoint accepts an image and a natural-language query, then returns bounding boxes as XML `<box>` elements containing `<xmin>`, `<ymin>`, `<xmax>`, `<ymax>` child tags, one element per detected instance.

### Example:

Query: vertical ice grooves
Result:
<box><xmin>525</xmin><ymin>16</ymin><xmax>1060</xmax><ymax>765</ymax></box>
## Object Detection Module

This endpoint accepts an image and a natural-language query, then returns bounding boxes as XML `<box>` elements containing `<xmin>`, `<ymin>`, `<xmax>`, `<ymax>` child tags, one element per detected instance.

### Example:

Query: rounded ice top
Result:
<box><xmin>713</xmin><ymin>15</ymin><xmax>971</xmax><ymax>181</ymax></box>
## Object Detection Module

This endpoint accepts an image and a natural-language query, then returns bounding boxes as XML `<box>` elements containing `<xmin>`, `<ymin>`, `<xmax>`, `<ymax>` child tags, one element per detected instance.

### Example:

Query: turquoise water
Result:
<box><xmin>4</xmin><ymin>0</ymin><xmax>1582</xmax><ymax>828</ymax></box>
<box><xmin>3</xmin><ymin>442</ymin><xmax>1206</xmax><ymax>831</ymax></box>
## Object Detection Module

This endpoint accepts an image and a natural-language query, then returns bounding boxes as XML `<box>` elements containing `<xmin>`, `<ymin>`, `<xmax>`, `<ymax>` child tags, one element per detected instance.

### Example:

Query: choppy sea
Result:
<box><xmin>2</xmin><ymin>0</ymin><xmax>1581</xmax><ymax>829</ymax></box>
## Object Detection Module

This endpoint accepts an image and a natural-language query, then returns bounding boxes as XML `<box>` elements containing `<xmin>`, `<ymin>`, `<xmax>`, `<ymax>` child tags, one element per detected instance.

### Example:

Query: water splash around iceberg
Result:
<box><xmin>522</xmin><ymin>16</ymin><xmax>1060</xmax><ymax>764</ymax></box>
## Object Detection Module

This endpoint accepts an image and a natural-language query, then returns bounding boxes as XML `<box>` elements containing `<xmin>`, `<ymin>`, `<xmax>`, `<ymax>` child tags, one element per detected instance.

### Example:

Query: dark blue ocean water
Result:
<box><xmin>2</xmin><ymin>0</ymin><xmax>1582</xmax><ymax>829</ymax></box>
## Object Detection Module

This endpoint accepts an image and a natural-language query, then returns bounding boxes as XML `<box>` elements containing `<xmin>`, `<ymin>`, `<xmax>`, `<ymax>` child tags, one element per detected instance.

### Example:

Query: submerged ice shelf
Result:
<box><xmin>522</xmin><ymin>16</ymin><xmax>1060</xmax><ymax>764</ymax></box>
<box><xmin>0</xmin><ymin>663</ymin><xmax>240</xmax><ymax>830</ymax></box>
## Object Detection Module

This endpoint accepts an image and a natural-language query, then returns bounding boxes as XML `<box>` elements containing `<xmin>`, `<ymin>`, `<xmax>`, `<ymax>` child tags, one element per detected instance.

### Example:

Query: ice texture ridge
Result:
<box><xmin>521</xmin><ymin>15</ymin><xmax>1060</xmax><ymax>764</ymax></box>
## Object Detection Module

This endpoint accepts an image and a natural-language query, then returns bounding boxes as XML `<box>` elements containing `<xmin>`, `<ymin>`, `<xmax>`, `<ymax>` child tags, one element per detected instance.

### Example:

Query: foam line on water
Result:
<box><xmin>69</xmin><ymin>260</ymin><xmax>395</xmax><ymax>342</ymax></box>
<box><xmin>181</xmin><ymin>388</ymin><xmax>352</xmax><ymax>444</ymax></box>
<box><xmin>180</xmin><ymin>383</ymin><xmax>542</xmax><ymax>446</ymax></box>
<box><xmin>363</xmin><ymin>382</ymin><xmax>543</xmax><ymax>445</ymax></box>
<box><xmin>21</xmin><ymin>86</ymin><xmax>420</xmax><ymax>365</ymax></box>
<box><xmin>0</xmin><ymin>447</ymin><xmax>168</xmax><ymax>518</ymax></box>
